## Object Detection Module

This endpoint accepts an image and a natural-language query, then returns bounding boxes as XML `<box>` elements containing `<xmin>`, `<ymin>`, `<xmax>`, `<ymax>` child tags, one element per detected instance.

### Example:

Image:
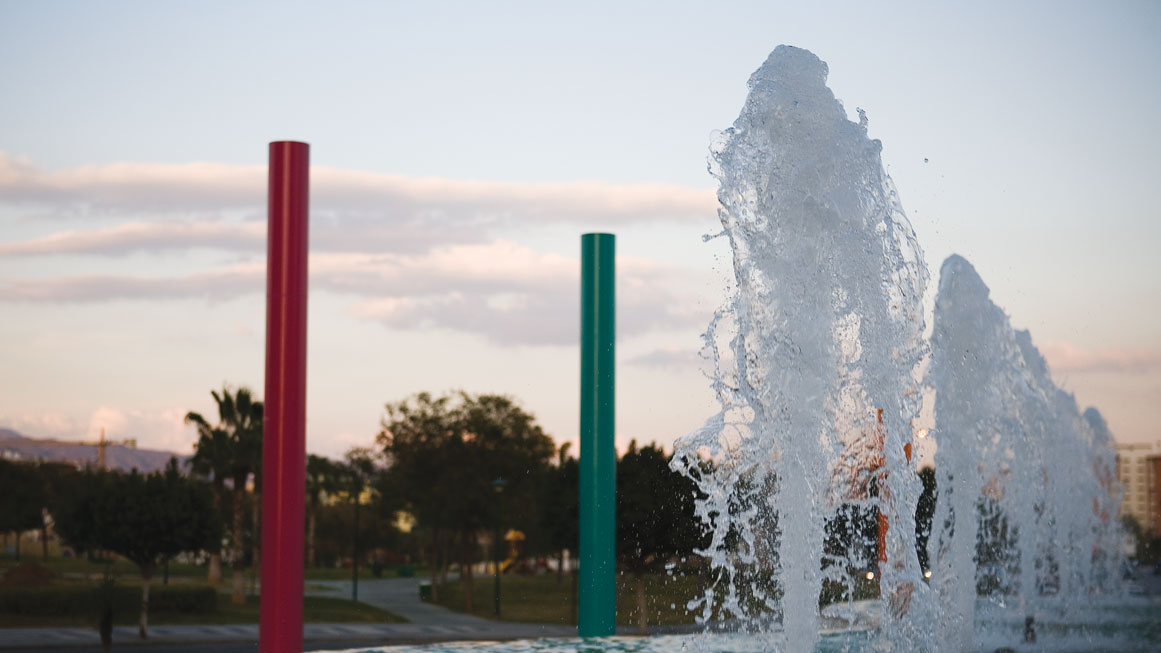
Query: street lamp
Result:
<box><xmin>351</xmin><ymin>476</ymin><xmax>361</xmax><ymax>602</ymax></box>
<box><xmin>492</xmin><ymin>477</ymin><xmax>506</xmax><ymax>618</ymax></box>
<box><xmin>345</xmin><ymin>451</ymin><xmax>374</xmax><ymax>604</ymax></box>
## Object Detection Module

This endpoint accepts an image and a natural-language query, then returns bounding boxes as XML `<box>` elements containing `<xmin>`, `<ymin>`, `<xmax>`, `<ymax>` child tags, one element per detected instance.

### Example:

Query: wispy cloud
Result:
<box><xmin>625</xmin><ymin>346</ymin><xmax>702</xmax><ymax>370</ymax></box>
<box><xmin>0</xmin><ymin>407</ymin><xmax>195</xmax><ymax>454</ymax></box>
<box><xmin>0</xmin><ymin>215</ymin><xmax>487</xmax><ymax>256</ymax></box>
<box><xmin>0</xmin><ymin>221</ymin><xmax>264</xmax><ymax>256</ymax></box>
<box><xmin>0</xmin><ymin>412</ymin><xmax>80</xmax><ymax>440</ymax></box>
<box><xmin>0</xmin><ymin>265</ymin><xmax>262</xmax><ymax>302</ymax></box>
<box><xmin>0</xmin><ymin>151</ymin><xmax>715</xmax><ymax>226</ymax></box>
<box><xmin>87</xmin><ymin>406</ymin><xmax>195</xmax><ymax>455</ymax></box>
<box><xmin>0</xmin><ymin>241</ymin><xmax>709</xmax><ymax>345</ymax></box>
<box><xmin>0</xmin><ymin>153</ymin><xmax>718</xmax><ymax>345</ymax></box>
<box><xmin>0</xmin><ymin>152</ymin><xmax>264</xmax><ymax>212</ymax></box>
<box><xmin>1040</xmin><ymin>341</ymin><xmax>1161</xmax><ymax>373</ymax></box>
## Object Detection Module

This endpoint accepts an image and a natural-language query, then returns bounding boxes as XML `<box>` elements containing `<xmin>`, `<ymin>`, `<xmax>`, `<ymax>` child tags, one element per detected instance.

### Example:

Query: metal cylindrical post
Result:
<box><xmin>260</xmin><ymin>141</ymin><xmax>309</xmax><ymax>653</ymax></box>
<box><xmin>579</xmin><ymin>233</ymin><xmax>615</xmax><ymax>637</ymax></box>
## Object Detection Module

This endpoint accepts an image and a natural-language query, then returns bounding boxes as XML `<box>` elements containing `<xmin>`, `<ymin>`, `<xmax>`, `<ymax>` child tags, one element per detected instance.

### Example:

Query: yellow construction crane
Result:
<box><xmin>79</xmin><ymin>428</ymin><xmax>137</xmax><ymax>470</ymax></box>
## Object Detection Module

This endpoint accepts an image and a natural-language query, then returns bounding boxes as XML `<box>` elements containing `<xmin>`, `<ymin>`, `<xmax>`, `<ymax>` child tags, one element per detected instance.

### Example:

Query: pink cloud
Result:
<box><xmin>0</xmin><ymin>152</ymin><xmax>263</xmax><ymax>211</ymax></box>
<box><xmin>0</xmin><ymin>221</ymin><xmax>264</xmax><ymax>255</ymax></box>
<box><xmin>0</xmin><ymin>241</ymin><xmax>710</xmax><ymax>346</ymax></box>
<box><xmin>0</xmin><ymin>151</ymin><xmax>715</xmax><ymax>224</ymax></box>
<box><xmin>1</xmin><ymin>407</ymin><xmax>195</xmax><ymax>454</ymax></box>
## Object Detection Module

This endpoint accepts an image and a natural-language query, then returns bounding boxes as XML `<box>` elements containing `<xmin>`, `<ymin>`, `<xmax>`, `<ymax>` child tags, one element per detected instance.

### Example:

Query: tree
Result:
<box><xmin>1121</xmin><ymin>514</ymin><xmax>1161</xmax><ymax>563</ymax></box>
<box><xmin>306</xmin><ymin>454</ymin><xmax>341</xmax><ymax>568</ymax></box>
<box><xmin>536</xmin><ymin>443</ymin><xmax>579</xmax><ymax>623</ymax></box>
<box><xmin>541</xmin><ymin>443</ymin><xmax>579</xmax><ymax>585</ymax></box>
<box><xmin>377</xmin><ymin>391</ymin><xmax>555</xmax><ymax>604</ymax></box>
<box><xmin>915</xmin><ymin>466</ymin><xmax>937</xmax><ymax>572</ymax></box>
<box><xmin>54</xmin><ymin>460</ymin><xmax>219</xmax><ymax>639</ymax></box>
<box><xmin>976</xmin><ymin>496</ymin><xmax>1018</xmax><ymax>596</ymax></box>
<box><xmin>185</xmin><ymin>384</ymin><xmax>262</xmax><ymax>604</ymax></box>
<box><xmin>822</xmin><ymin>502</ymin><xmax>879</xmax><ymax>579</ymax></box>
<box><xmin>342</xmin><ymin>447</ymin><xmax>377</xmax><ymax>601</ymax></box>
<box><xmin>38</xmin><ymin>461</ymin><xmax>81</xmax><ymax>560</ymax></box>
<box><xmin>186</xmin><ymin>419</ymin><xmax>231</xmax><ymax>584</ymax></box>
<box><xmin>377</xmin><ymin>392</ymin><xmax>455</xmax><ymax>600</ymax></box>
<box><xmin>0</xmin><ymin>460</ymin><xmax>48</xmax><ymax>559</ymax></box>
<box><xmin>616</xmin><ymin>441</ymin><xmax>703</xmax><ymax>634</ymax></box>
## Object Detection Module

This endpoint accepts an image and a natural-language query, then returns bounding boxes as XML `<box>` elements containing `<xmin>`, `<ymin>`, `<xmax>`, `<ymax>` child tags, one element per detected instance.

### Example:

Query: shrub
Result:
<box><xmin>0</xmin><ymin>584</ymin><xmax>217</xmax><ymax>616</ymax></box>
<box><xmin>0</xmin><ymin>562</ymin><xmax>57</xmax><ymax>587</ymax></box>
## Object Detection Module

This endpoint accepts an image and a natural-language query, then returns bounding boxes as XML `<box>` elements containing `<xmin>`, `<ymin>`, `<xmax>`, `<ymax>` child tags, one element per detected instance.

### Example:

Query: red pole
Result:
<box><xmin>260</xmin><ymin>141</ymin><xmax>309</xmax><ymax>653</ymax></box>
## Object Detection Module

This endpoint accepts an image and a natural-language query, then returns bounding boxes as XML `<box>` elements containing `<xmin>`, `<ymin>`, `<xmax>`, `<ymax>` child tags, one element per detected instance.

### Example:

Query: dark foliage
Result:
<box><xmin>0</xmin><ymin>460</ymin><xmax>47</xmax><ymax>553</ymax></box>
<box><xmin>915</xmin><ymin>465</ymin><xmax>937</xmax><ymax>571</ymax></box>
<box><xmin>54</xmin><ymin>460</ymin><xmax>219</xmax><ymax>569</ymax></box>
<box><xmin>616</xmin><ymin>441</ymin><xmax>705</xmax><ymax>633</ymax></box>
<box><xmin>539</xmin><ymin>445</ymin><xmax>579</xmax><ymax>565</ymax></box>
<box><xmin>52</xmin><ymin>459</ymin><xmax>219</xmax><ymax>636</ymax></box>
<box><xmin>616</xmin><ymin>441</ymin><xmax>703</xmax><ymax>573</ymax></box>
<box><xmin>378</xmin><ymin>392</ymin><xmax>555</xmax><ymax>549</ymax></box>
<box><xmin>0</xmin><ymin>583</ymin><xmax>217</xmax><ymax>616</ymax></box>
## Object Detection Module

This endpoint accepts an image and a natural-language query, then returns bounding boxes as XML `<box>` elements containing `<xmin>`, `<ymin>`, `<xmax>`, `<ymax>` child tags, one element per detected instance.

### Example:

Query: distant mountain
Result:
<box><xmin>0</xmin><ymin>427</ymin><xmax>187</xmax><ymax>473</ymax></box>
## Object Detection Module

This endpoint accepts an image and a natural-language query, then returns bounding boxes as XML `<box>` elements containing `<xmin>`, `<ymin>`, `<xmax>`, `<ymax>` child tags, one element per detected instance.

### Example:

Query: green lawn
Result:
<box><xmin>1</xmin><ymin>554</ymin><xmax>422</xmax><ymax>583</ymax></box>
<box><xmin>1</xmin><ymin>556</ymin><xmax>407</xmax><ymax>628</ymax></box>
<box><xmin>429</xmin><ymin>571</ymin><xmax>705</xmax><ymax>628</ymax></box>
<box><xmin>154</xmin><ymin>594</ymin><xmax>406</xmax><ymax>626</ymax></box>
<box><xmin>0</xmin><ymin>592</ymin><xmax>405</xmax><ymax>628</ymax></box>
<box><xmin>0</xmin><ymin>555</ymin><xmax>205</xmax><ymax>580</ymax></box>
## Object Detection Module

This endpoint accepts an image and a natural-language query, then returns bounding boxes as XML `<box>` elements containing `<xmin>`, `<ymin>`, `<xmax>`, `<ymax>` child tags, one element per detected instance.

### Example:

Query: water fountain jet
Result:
<box><xmin>672</xmin><ymin>44</ymin><xmax>932</xmax><ymax>651</ymax></box>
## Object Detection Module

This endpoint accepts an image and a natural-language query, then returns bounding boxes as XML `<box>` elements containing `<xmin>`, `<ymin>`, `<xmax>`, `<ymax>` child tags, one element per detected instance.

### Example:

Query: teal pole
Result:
<box><xmin>579</xmin><ymin>233</ymin><xmax>615</xmax><ymax>637</ymax></box>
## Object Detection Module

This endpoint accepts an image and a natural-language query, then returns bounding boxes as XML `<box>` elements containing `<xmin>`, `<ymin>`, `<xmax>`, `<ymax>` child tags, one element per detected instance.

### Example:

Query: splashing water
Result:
<box><xmin>672</xmin><ymin>45</ymin><xmax>931</xmax><ymax>651</ymax></box>
<box><xmin>671</xmin><ymin>46</ymin><xmax>1131</xmax><ymax>651</ymax></box>
<box><xmin>927</xmin><ymin>256</ymin><xmax>1038</xmax><ymax>648</ymax></box>
<box><xmin>928</xmin><ymin>256</ymin><xmax>1126</xmax><ymax>650</ymax></box>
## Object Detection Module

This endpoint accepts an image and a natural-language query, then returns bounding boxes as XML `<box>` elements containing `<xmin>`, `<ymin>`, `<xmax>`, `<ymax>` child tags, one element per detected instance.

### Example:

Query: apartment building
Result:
<box><xmin>1116</xmin><ymin>441</ymin><xmax>1161</xmax><ymax>534</ymax></box>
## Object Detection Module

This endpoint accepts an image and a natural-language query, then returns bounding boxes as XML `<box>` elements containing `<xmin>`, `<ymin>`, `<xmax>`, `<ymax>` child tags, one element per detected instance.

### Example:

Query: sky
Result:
<box><xmin>1</xmin><ymin>0</ymin><xmax>1159</xmax><ymax>460</ymax></box>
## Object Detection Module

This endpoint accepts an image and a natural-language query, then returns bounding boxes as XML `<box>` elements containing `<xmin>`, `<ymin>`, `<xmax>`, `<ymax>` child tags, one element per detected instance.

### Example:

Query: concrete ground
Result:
<box><xmin>306</xmin><ymin>576</ymin><xmax>503</xmax><ymax>626</ymax></box>
<box><xmin>1126</xmin><ymin>568</ymin><xmax>1161</xmax><ymax>597</ymax></box>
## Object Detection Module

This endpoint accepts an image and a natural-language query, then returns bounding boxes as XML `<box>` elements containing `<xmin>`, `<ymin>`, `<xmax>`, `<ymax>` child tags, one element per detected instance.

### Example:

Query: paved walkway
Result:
<box><xmin>306</xmin><ymin>576</ymin><xmax>500</xmax><ymax>626</ymax></box>
<box><xmin>0</xmin><ymin>578</ymin><xmax>578</xmax><ymax>650</ymax></box>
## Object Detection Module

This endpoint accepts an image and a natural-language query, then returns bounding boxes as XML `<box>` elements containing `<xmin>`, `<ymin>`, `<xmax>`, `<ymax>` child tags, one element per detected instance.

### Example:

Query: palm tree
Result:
<box><xmin>306</xmin><ymin>454</ymin><xmax>340</xmax><ymax>568</ymax></box>
<box><xmin>186</xmin><ymin>385</ymin><xmax>262</xmax><ymax>605</ymax></box>
<box><xmin>185</xmin><ymin>419</ymin><xmax>231</xmax><ymax>585</ymax></box>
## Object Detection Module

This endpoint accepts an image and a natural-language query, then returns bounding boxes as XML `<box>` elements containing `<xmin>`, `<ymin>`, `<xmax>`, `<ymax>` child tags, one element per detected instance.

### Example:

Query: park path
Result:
<box><xmin>306</xmin><ymin>576</ymin><xmax>500</xmax><ymax>626</ymax></box>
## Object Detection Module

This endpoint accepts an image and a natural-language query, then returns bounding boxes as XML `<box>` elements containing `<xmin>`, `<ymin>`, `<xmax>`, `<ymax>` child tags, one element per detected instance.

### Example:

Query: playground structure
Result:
<box><xmin>257</xmin><ymin>143</ymin><xmax>617</xmax><ymax>650</ymax></box>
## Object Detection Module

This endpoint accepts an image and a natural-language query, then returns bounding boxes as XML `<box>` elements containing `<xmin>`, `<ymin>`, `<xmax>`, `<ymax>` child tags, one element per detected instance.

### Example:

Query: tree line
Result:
<box><xmin>0</xmin><ymin>456</ymin><xmax>218</xmax><ymax>638</ymax></box>
<box><xmin>0</xmin><ymin>387</ymin><xmax>710</xmax><ymax>636</ymax></box>
<box><xmin>9</xmin><ymin>386</ymin><xmax>1042</xmax><ymax>635</ymax></box>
